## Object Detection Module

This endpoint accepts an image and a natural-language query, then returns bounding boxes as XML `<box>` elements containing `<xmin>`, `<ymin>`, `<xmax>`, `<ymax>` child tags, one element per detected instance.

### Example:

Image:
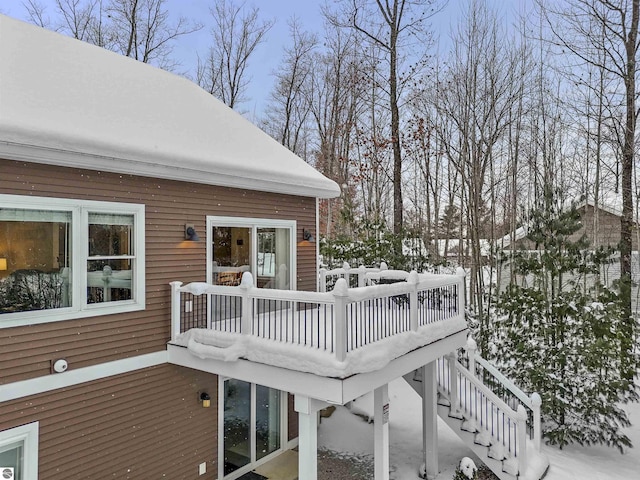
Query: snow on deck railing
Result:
<box><xmin>170</xmin><ymin>269</ymin><xmax>465</xmax><ymax>363</ymax></box>
<box><xmin>319</xmin><ymin>261</ymin><xmax>388</xmax><ymax>291</ymax></box>
<box><xmin>436</xmin><ymin>338</ymin><xmax>543</xmax><ymax>477</ymax></box>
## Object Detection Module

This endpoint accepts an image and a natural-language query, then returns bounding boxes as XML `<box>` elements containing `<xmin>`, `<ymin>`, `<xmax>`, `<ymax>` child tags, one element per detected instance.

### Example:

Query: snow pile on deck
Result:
<box><xmin>173</xmin><ymin>317</ymin><xmax>467</xmax><ymax>378</ymax></box>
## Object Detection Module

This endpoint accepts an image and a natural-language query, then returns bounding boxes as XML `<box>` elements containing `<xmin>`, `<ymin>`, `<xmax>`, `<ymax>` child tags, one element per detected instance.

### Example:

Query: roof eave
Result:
<box><xmin>0</xmin><ymin>141</ymin><xmax>342</xmax><ymax>200</ymax></box>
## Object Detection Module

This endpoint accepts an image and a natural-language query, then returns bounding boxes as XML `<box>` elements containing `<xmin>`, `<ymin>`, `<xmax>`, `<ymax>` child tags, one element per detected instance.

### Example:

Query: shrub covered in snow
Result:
<box><xmin>487</xmin><ymin>192</ymin><xmax>639</xmax><ymax>451</ymax></box>
<box><xmin>319</xmin><ymin>220</ymin><xmax>436</xmax><ymax>272</ymax></box>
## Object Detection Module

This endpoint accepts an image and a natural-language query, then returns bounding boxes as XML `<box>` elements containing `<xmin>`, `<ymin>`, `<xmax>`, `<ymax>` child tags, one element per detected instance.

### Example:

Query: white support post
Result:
<box><xmin>531</xmin><ymin>392</ymin><xmax>542</xmax><ymax>452</ymax></box>
<box><xmin>319</xmin><ymin>268</ymin><xmax>327</xmax><ymax>292</ymax></box>
<box><xmin>357</xmin><ymin>265</ymin><xmax>366</xmax><ymax>288</ymax></box>
<box><xmin>408</xmin><ymin>271</ymin><xmax>419</xmax><ymax>331</ymax></box>
<box><xmin>342</xmin><ymin>261</ymin><xmax>350</xmax><ymax>285</ymax></box>
<box><xmin>447</xmin><ymin>352</ymin><xmax>461</xmax><ymax>418</ymax></box>
<box><xmin>169</xmin><ymin>281</ymin><xmax>183</xmax><ymax>342</ymax></box>
<box><xmin>422</xmin><ymin>362</ymin><xmax>438</xmax><ymax>480</ymax></box>
<box><xmin>456</xmin><ymin>267</ymin><xmax>466</xmax><ymax>318</ymax></box>
<box><xmin>517</xmin><ymin>405</ymin><xmax>528</xmax><ymax>476</ymax></box>
<box><xmin>239</xmin><ymin>272</ymin><xmax>254</xmax><ymax>334</ymax></box>
<box><xmin>465</xmin><ymin>337</ymin><xmax>477</xmax><ymax>377</ymax></box>
<box><xmin>332</xmin><ymin>278</ymin><xmax>349</xmax><ymax>362</ymax></box>
<box><xmin>295</xmin><ymin>395</ymin><xmax>327</xmax><ymax>480</ymax></box>
<box><xmin>374</xmin><ymin>384</ymin><xmax>390</xmax><ymax>480</ymax></box>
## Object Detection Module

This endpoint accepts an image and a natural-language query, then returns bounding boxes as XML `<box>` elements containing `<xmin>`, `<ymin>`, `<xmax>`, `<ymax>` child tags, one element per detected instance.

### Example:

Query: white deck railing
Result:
<box><xmin>170</xmin><ymin>270</ymin><xmax>465</xmax><ymax>362</ymax></box>
<box><xmin>437</xmin><ymin>338</ymin><xmax>543</xmax><ymax>477</ymax></box>
<box><xmin>319</xmin><ymin>261</ymin><xmax>389</xmax><ymax>290</ymax></box>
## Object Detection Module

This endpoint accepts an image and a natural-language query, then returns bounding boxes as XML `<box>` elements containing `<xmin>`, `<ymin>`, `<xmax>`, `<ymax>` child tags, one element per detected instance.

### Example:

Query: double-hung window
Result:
<box><xmin>0</xmin><ymin>195</ymin><xmax>145</xmax><ymax>328</ymax></box>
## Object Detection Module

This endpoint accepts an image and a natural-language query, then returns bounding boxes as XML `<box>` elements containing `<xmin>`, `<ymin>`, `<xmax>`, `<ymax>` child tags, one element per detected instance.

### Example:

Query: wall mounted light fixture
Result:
<box><xmin>185</xmin><ymin>224</ymin><xmax>200</xmax><ymax>241</ymax></box>
<box><xmin>199</xmin><ymin>391</ymin><xmax>211</xmax><ymax>408</ymax></box>
<box><xmin>0</xmin><ymin>258</ymin><xmax>6</xmax><ymax>271</ymax></box>
<box><xmin>302</xmin><ymin>229</ymin><xmax>315</xmax><ymax>243</ymax></box>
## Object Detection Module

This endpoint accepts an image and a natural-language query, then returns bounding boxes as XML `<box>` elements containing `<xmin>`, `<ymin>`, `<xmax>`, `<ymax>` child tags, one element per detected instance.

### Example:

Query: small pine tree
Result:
<box><xmin>320</xmin><ymin>220</ymin><xmax>432</xmax><ymax>271</ymax></box>
<box><xmin>488</xmin><ymin>190</ymin><xmax>639</xmax><ymax>451</ymax></box>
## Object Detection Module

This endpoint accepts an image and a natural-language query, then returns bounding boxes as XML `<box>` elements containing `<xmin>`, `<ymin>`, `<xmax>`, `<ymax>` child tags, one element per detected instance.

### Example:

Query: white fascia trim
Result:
<box><xmin>0</xmin><ymin>141</ymin><xmax>340</xmax><ymax>199</ymax></box>
<box><xmin>0</xmin><ymin>351</ymin><xmax>168</xmax><ymax>403</ymax></box>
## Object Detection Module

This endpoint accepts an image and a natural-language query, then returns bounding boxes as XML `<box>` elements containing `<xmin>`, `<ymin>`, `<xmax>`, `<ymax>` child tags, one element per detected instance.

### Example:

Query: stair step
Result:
<box><xmin>402</xmin><ymin>372</ymin><xmax>549</xmax><ymax>480</ymax></box>
<box><xmin>437</xmin><ymin>403</ymin><xmax>518</xmax><ymax>480</ymax></box>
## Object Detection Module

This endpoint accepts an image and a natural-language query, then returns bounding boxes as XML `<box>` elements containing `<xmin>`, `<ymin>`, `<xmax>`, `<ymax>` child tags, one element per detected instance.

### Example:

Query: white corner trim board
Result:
<box><xmin>0</xmin><ymin>351</ymin><xmax>168</xmax><ymax>403</ymax></box>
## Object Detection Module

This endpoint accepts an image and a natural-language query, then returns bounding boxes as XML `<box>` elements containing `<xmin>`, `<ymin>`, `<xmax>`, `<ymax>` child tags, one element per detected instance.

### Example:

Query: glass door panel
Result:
<box><xmin>256</xmin><ymin>228</ymin><xmax>290</xmax><ymax>289</ymax></box>
<box><xmin>223</xmin><ymin>379</ymin><xmax>251</xmax><ymax>476</ymax></box>
<box><xmin>212</xmin><ymin>227</ymin><xmax>251</xmax><ymax>286</ymax></box>
<box><xmin>255</xmin><ymin>386</ymin><xmax>281</xmax><ymax>460</ymax></box>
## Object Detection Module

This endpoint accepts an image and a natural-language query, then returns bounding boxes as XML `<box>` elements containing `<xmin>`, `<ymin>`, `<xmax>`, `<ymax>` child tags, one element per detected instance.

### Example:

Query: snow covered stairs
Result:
<box><xmin>403</xmin><ymin>339</ymin><xmax>549</xmax><ymax>480</ymax></box>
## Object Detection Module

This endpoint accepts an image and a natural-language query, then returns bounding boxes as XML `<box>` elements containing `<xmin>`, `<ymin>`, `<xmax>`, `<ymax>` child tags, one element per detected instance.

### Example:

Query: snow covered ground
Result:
<box><xmin>318</xmin><ymin>378</ymin><xmax>640</xmax><ymax>479</ymax></box>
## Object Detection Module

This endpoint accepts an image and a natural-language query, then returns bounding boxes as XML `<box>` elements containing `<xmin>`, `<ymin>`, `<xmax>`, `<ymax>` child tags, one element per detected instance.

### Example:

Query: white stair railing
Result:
<box><xmin>464</xmin><ymin>338</ymin><xmax>543</xmax><ymax>453</ymax></box>
<box><xmin>438</xmin><ymin>353</ymin><xmax>527</xmax><ymax>476</ymax></box>
<box><xmin>435</xmin><ymin>338</ymin><xmax>544</xmax><ymax>477</ymax></box>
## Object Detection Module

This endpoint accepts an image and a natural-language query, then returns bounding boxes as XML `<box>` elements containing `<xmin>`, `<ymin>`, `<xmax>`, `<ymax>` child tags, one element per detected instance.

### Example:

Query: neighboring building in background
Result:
<box><xmin>496</xmin><ymin>201</ymin><xmax>640</xmax><ymax>312</ymax></box>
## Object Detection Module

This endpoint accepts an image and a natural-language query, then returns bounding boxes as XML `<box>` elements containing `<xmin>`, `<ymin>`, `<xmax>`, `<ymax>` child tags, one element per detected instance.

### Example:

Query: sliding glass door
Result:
<box><xmin>222</xmin><ymin>379</ymin><xmax>283</xmax><ymax>477</ymax></box>
<box><xmin>207</xmin><ymin>217</ymin><xmax>295</xmax><ymax>290</ymax></box>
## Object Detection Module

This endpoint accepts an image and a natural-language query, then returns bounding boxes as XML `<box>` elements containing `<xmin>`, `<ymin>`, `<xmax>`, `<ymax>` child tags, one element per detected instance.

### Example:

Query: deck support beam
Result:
<box><xmin>374</xmin><ymin>383</ymin><xmax>390</xmax><ymax>480</ymax></box>
<box><xmin>422</xmin><ymin>361</ymin><xmax>438</xmax><ymax>479</ymax></box>
<box><xmin>295</xmin><ymin>394</ymin><xmax>328</xmax><ymax>480</ymax></box>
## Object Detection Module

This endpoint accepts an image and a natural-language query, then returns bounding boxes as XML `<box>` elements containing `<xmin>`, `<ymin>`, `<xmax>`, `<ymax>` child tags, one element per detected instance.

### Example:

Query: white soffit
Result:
<box><xmin>0</xmin><ymin>15</ymin><xmax>340</xmax><ymax>199</ymax></box>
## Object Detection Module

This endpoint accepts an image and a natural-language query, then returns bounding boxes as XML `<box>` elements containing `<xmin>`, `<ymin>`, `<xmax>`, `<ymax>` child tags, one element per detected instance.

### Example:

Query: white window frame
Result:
<box><xmin>0</xmin><ymin>422</ymin><xmax>39</xmax><ymax>480</ymax></box>
<box><xmin>206</xmin><ymin>216</ymin><xmax>296</xmax><ymax>290</ymax></box>
<box><xmin>0</xmin><ymin>194</ymin><xmax>145</xmax><ymax>329</ymax></box>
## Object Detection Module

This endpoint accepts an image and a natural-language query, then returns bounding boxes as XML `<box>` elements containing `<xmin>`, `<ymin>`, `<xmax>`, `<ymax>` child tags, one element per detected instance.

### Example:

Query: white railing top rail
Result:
<box><xmin>463</xmin><ymin>337</ymin><xmax>543</xmax><ymax>453</ymax></box>
<box><xmin>320</xmin><ymin>261</ymin><xmax>388</xmax><ymax>276</ymax></box>
<box><xmin>464</xmin><ymin>337</ymin><xmax>542</xmax><ymax>411</ymax></box>
<box><xmin>176</xmin><ymin>270</ymin><xmax>465</xmax><ymax>306</ymax></box>
<box><xmin>178</xmin><ymin>279</ymin><xmax>336</xmax><ymax>304</ymax></box>
<box><xmin>452</xmin><ymin>355</ymin><xmax>520</xmax><ymax>421</ymax></box>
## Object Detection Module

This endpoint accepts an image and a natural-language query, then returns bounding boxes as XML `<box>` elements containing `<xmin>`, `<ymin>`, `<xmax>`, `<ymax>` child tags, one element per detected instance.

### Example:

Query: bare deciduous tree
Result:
<box><xmin>263</xmin><ymin>18</ymin><xmax>317</xmax><ymax>155</ymax></box>
<box><xmin>196</xmin><ymin>0</ymin><xmax>273</xmax><ymax>109</ymax></box>
<box><xmin>23</xmin><ymin>0</ymin><xmax>200</xmax><ymax>69</ymax></box>
<box><xmin>540</xmin><ymin>0</ymin><xmax>640</xmax><ymax>381</ymax></box>
<box><xmin>326</xmin><ymin>0</ymin><xmax>442</xmax><ymax>240</ymax></box>
<box><xmin>106</xmin><ymin>0</ymin><xmax>200</xmax><ymax>68</ymax></box>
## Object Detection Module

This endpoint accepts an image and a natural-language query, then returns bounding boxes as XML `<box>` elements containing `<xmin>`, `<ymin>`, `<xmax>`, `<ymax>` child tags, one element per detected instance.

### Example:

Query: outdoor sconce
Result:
<box><xmin>302</xmin><ymin>229</ymin><xmax>315</xmax><ymax>243</ymax></box>
<box><xmin>0</xmin><ymin>258</ymin><xmax>6</xmax><ymax>271</ymax></box>
<box><xmin>200</xmin><ymin>392</ymin><xmax>211</xmax><ymax>408</ymax></box>
<box><xmin>185</xmin><ymin>224</ymin><xmax>200</xmax><ymax>242</ymax></box>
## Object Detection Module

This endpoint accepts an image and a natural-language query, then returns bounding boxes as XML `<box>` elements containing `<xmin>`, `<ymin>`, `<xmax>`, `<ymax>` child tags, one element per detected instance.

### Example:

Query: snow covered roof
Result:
<box><xmin>0</xmin><ymin>15</ymin><xmax>340</xmax><ymax>199</ymax></box>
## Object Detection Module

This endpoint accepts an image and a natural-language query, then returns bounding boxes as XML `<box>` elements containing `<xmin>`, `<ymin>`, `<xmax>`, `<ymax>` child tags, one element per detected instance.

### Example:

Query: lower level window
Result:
<box><xmin>0</xmin><ymin>422</ymin><xmax>39</xmax><ymax>480</ymax></box>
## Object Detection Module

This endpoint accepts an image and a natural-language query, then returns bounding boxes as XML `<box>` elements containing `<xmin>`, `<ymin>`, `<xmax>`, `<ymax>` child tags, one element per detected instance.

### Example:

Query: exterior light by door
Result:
<box><xmin>302</xmin><ymin>229</ymin><xmax>315</xmax><ymax>242</ymax></box>
<box><xmin>185</xmin><ymin>224</ymin><xmax>200</xmax><ymax>241</ymax></box>
<box><xmin>0</xmin><ymin>258</ymin><xmax>6</xmax><ymax>271</ymax></box>
<box><xmin>200</xmin><ymin>391</ymin><xmax>211</xmax><ymax>408</ymax></box>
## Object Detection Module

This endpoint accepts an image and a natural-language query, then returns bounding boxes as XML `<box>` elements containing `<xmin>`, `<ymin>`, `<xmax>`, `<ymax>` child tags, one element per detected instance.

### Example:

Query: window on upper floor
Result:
<box><xmin>0</xmin><ymin>422</ymin><xmax>39</xmax><ymax>480</ymax></box>
<box><xmin>0</xmin><ymin>195</ymin><xmax>145</xmax><ymax>328</ymax></box>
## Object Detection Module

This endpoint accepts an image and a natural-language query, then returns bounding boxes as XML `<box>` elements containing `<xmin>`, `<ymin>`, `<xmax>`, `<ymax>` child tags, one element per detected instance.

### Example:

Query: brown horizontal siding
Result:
<box><xmin>0</xmin><ymin>364</ymin><xmax>218</xmax><ymax>479</ymax></box>
<box><xmin>0</xmin><ymin>158</ymin><xmax>317</xmax><ymax>383</ymax></box>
